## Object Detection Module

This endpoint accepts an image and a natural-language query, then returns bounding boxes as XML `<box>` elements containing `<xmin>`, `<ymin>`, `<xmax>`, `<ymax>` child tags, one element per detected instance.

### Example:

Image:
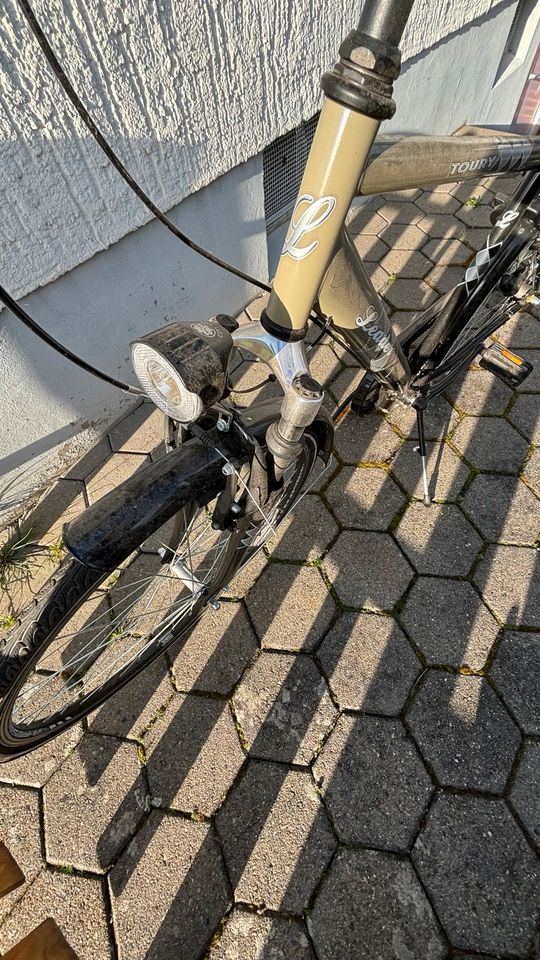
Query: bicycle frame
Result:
<box><xmin>258</xmin><ymin>0</ymin><xmax>540</xmax><ymax>405</ymax></box>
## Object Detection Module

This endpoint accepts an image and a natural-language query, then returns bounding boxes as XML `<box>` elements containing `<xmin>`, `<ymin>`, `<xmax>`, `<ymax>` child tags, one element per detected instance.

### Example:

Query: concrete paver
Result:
<box><xmin>232</xmin><ymin>652</ymin><xmax>337</xmax><ymax>764</ymax></box>
<box><xmin>245</xmin><ymin>563</ymin><xmax>336</xmax><ymax>652</ymax></box>
<box><xmin>325</xmin><ymin>465</ymin><xmax>404</xmax><ymax>529</ymax></box>
<box><xmin>413</xmin><ymin>793</ymin><xmax>539</xmax><ymax>956</ymax></box>
<box><xmin>474</xmin><ymin>545</ymin><xmax>540</xmax><ymax>628</ymax></box>
<box><xmin>509</xmin><ymin>740</ymin><xmax>540</xmax><ymax>851</ymax></box>
<box><xmin>318</xmin><ymin>611</ymin><xmax>419</xmax><ymax>713</ymax></box>
<box><xmin>216</xmin><ymin>761</ymin><xmax>336</xmax><ymax>913</ymax></box>
<box><xmin>395</xmin><ymin>501</ymin><xmax>482</xmax><ymax>576</ymax></box>
<box><xmin>406</xmin><ymin>672</ymin><xmax>521</xmax><ymax>793</ymax></box>
<box><xmin>309</xmin><ymin>847</ymin><xmax>445</xmax><ymax>960</ymax></box>
<box><xmin>400</xmin><ymin>577</ymin><xmax>499</xmax><ymax>668</ymax></box>
<box><xmin>110</xmin><ymin>811</ymin><xmax>230</xmax><ymax>960</ymax></box>
<box><xmin>314</xmin><ymin>714</ymin><xmax>432</xmax><ymax>851</ymax></box>
<box><xmin>43</xmin><ymin>734</ymin><xmax>149</xmax><ymax>872</ymax></box>
<box><xmin>209</xmin><ymin>910</ymin><xmax>316</xmax><ymax>959</ymax></box>
<box><xmin>489</xmin><ymin>630</ymin><xmax>540</xmax><ymax>734</ymax></box>
<box><xmin>324</xmin><ymin>530</ymin><xmax>414</xmax><ymax>610</ymax></box>
<box><xmin>144</xmin><ymin>694</ymin><xmax>245</xmax><ymax>815</ymax></box>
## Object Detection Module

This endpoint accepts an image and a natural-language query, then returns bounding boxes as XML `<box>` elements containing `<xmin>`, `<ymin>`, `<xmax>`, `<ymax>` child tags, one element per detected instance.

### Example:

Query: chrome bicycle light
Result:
<box><xmin>131</xmin><ymin>318</ymin><xmax>235</xmax><ymax>423</ymax></box>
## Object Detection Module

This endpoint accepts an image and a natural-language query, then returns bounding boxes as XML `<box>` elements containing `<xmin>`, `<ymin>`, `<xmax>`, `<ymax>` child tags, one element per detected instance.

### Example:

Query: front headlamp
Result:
<box><xmin>131</xmin><ymin>317</ymin><xmax>235</xmax><ymax>424</ymax></box>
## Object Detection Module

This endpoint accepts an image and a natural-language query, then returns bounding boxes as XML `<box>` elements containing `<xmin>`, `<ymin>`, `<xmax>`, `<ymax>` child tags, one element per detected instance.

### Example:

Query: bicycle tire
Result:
<box><xmin>0</xmin><ymin>433</ymin><xmax>321</xmax><ymax>760</ymax></box>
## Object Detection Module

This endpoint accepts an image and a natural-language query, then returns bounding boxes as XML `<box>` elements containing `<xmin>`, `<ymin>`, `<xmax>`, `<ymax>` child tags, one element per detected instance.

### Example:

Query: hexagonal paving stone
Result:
<box><xmin>497</xmin><ymin>308</ymin><xmax>540</xmax><ymax>348</ymax></box>
<box><xmin>384</xmin><ymin>279</ymin><xmax>437</xmax><ymax>312</ymax></box>
<box><xmin>422</xmin><ymin>238</ymin><xmax>472</xmax><ymax>265</ymax></box>
<box><xmin>351</xmin><ymin>233</ymin><xmax>389</xmax><ymax>262</ymax></box>
<box><xmin>456</xmin><ymin>203</ymin><xmax>495</xmax><ymax>228</ymax></box>
<box><xmin>333</xmin><ymin>411</ymin><xmax>402</xmax><ymax>464</ymax></box>
<box><xmin>63</xmin><ymin>436</ymin><xmax>112</xmax><ymax>482</ymax></box>
<box><xmin>233</xmin><ymin>652</ymin><xmax>336</xmax><ymax>764</ymax></box>
<box><xmin>209</xmin><ymin>910</ymin><xmax>315</xmax><ymax>959</ymax></box>
<box><xmin>413</xmin><ymin>793</ymin><xmax>539</xmax><ymax>956</ymax></box>
<box><xmin>509</xmin><ymin>393</ymin><xmax>540</xmax><ymax>444</ymax></box>
<box><xmin>474</xmin><ymin>545</ymin><xmax>539</xmax><ymax>628</ymax></box>
<box><xmin>327</xmin><ymin>366</ymin><xmax>368</xmax><ymax>405</ymax></box>
<box><xmin>523</xmin><ymin>446</ymin><xmax>540</xmax><ymax>495</ymax></box>
<box><xmin>309</xmin><ymin>847</ymin><xmax>445</xmax><ymax>960</ymax></box>
<box><xmin>21</xmin><ymin>478</ymin><xmax>86</xmax><ymax>545</ymax></box>
<box><xmin>400</xmin><ymin>578</ymin><xmax>498</xmax><ymax>669</ymax></box>
<box><xmin>415</xmin><ymin>192</ymin><xmax>461</xmax><ymax>216</ymax></box>
<box><xmin>407</xmin><ymin>672</ymin><xmax>520</xmax><ymax>793</ymax></box>
<box><xmin>314</xmin><ymin>715</ymin><xmax>431</xmax><ymax>850</ymax></box>
<box><xmin>324</xmin><ymin>530</ymin><xmax>414</xmax><ymax>610</ymax></box>
<box><xmin>43</xmin><ymin>734</ymin><xmax>149</xmax><ymax>872</ymax></box>
<box><xmin>509</xmin><ymin>740</ymin><xmax>540</xmax><ymax>851</ymax></box>
<box><xmin>463</xmin><ymin>226</ymin><xmax>490</xmax><ymax>251</ymax></box>
<box><xmin>144</xmin><ymin>693</ymin><xmax>245</xmax><ymax>815</ymax></box>
<box><xmin>109</xmin><ymin>402</ymin><xmax>164</xmax><ymax>455</ymax></box>
<box><xmin>89</xmin><ymin>656</ymin><xmax>174</xmax><ymax>738</ymax></box>
<box><xmin>378</xmin><ymin>223</ymin><xmax>428</xmax><ymax>250</ymax></box>
<box><xmin>347</xmin><ymin>207</ymin><xmax>387</xmax><ymax>236</ymax></box>
<box><xmin>325</xmin><ymin>466</ymin><xmax>404</xmax><ymax>530</ymax></box>
<box><xmin>446</xmin><ymin>368</ymin><xmax>513</xmax><ymax>416</ymax></box>
<box><xmin>0</xmin><ymin>868</ymin><xmax>111</xmax><ymax>960</ymax></box>
<box><xmin>461</xmin><ymin>474</ymin><xmax>540</xmax><ymax>544</ymax></box>
<box><xmin>0</xmin><ymin>723</ymin><xmax>83</xmax><ymax>788</ymax></box>
<box><xmin>85</xmin><ymin>451</ymin><xmax>149</xmax><ymax>504</ymax></box>
<box><xmin>0</xmin><ymin>785</ymin><xmax>42</xmax><ymax>922</ymax></box>
<box><xmin>380</xmin><ymin>248</ymin><xmax>431</xmax><ymax>278</ymax></box>
<box><xmin>490</xmin><ymin>631</ymin><xmax>540</xmax><ymax>734</ymax></box>
<box><xmin>110</xmin><ymin>810</ymin><xmax>230</xmax><ymax>960</ymax></box>
<box><xmin>216</xmin><ymin>761</ymin><xmax>335</xmax><ymax>913</ymax></box>
<box><xmin>392</xmin><ymin>440</ymin><xmax>469</xmax><ymax>502</ymax></box>
<box><xmin>378</xmin><ymin>201</ymin><xmax>424</xmax><ymax>225</ymax></box>
<box><xmin>267</xmin><ymin>495</ymin><xmax>338</xmax><ymax>561</ymax></box>
<box><xmin>220</xmin><ymin>552</ymin><xmax>269</xmax><ymax>600</ymax></box>
<box><xmin>308</xmin><ymin>344</ymin><xmax>343</xmax><ymax>386</ymax></box>
<box><xmin>245</xmin><ymin>564</ymin><xmax>336</xmax><ymax>652</ymax></box>
<box><xmin>425</xmin><ymin>264</ymin><xmax>464</xmax><ymax>294</ymax></box>
<box><xmin>169</xmin><ymin>600</ymin><xmax>258</xmax><ymax>693</ymax></box>
<box><xmin>451</xmin><ymin>416</ymin><xmax>529</xmax><ymax>473</ymax></box>
<box><xmin>395</xmin><ymin>502</ymin><xmax>482</xmax><ymax>576</ymax></box>
<box><xmin>318</xmin><ymin>612</ymin><xmax>419</xmax><ymax>713</ymax></box>
<box><xmin>514</xmin><ymin>348</ymin><xmax>540</xmax><ymax>391</ymax></box>
<box><xmin>387</xmin><ymin>394</ymin><xmax>460</xmax><ymax>441</ymax></box>
<box><xmin>417</xmin><ymin>213</ymin><xmax>466</xmax><ymax>239</ymax></box>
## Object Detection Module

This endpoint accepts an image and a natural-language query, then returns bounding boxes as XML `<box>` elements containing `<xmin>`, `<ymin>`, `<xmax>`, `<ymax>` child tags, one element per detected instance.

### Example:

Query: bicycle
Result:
<box><xmin>1</xmin><ymin>0</ymin><xmax>539</xmax><ymax>760</ymax></box>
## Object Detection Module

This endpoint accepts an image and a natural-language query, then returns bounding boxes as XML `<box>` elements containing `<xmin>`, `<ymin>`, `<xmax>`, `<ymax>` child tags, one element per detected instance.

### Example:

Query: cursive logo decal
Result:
<box><xmin>355</xmin><ymin>305</ymin><xmax>395</xmax><ymax>370</ymax></box>
<box><xmin>282</xmin><ymin>194</ymin><xmax>336</xmax><ymax>261</ymax></box>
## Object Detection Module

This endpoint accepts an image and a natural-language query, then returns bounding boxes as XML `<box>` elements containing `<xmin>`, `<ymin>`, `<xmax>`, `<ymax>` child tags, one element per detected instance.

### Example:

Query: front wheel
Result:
<box><xmin>0</xmin><ymin>434</ymin><xmax>321</xmax><ymax>760</ymax></box>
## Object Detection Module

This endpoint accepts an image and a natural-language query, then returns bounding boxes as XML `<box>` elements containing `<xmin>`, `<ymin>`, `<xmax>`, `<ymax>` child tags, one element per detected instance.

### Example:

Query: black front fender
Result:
<box><xmin>64</xmin><ymin>398</ymin><xmax>334</xmax><ymax>571</ymax></box>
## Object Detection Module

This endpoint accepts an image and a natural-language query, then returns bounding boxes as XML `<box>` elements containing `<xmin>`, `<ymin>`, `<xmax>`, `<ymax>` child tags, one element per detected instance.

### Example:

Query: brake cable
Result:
<box><xmin>2</xmin><ymin>0</ymin><xmax>358</xmax><ymax>391</ymax></box>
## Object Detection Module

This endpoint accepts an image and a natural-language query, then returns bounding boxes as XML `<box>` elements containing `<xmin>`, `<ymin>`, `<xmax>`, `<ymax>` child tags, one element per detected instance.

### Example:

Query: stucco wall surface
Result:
<box><xmin>1</xmin><ymin>0</ymin><xmax>508</xmax><ymax>300</ymax></box>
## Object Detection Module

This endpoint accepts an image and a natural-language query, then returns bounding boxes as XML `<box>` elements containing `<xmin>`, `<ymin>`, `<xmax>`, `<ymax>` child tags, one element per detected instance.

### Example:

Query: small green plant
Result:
<box><xmin>464</xmin><ymin>196</ymin><xmax>481</xmax><ymax>208</ymax></box>
<box><xmin>0</xmin><ymin>614</ymin><xmax>16</xmax><ymax>632</ymax></box>
<box><xmin>388</xmin><ymin>271</ymin><xmax>399</xmax><ymax>282</ymax></box>
<box><xmin>0</xmin><ymin>528</ymin><xmax>47</xmax><ymax>592</ymax></box>
<box><xmin>48</xmin><ymin>539</ymin><xmax>64</xmax><ymax>563</ymax></box>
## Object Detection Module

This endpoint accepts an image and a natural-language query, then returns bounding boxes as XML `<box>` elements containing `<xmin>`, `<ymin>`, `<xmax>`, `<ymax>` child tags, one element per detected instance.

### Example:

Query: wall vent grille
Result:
<box><xmin>263</xmin><ymin>114</ymin><xmax>319</xmax><ymax>230</ymax></box>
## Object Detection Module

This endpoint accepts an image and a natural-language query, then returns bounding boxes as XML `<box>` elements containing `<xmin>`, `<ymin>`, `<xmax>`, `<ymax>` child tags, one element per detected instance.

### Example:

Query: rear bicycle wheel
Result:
<box><xmin>0</xmin><ymin>434</ymin><xmax>321</xmax><ymax>760</ymax></box>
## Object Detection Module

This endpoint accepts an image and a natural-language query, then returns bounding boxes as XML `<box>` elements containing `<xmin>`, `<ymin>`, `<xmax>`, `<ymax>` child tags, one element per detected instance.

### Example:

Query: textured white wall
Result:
<box><xmin>1</xmin><ymin>0</ymin><xmax>508</xmax><ymax>300</ymax></box>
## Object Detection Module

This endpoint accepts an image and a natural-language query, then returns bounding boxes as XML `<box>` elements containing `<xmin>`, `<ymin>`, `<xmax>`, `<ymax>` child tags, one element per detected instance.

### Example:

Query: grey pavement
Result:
<box><xmin>0</xmin><ymin>174</ymin><xmax>539</xmax><ymax>959</ymax></box>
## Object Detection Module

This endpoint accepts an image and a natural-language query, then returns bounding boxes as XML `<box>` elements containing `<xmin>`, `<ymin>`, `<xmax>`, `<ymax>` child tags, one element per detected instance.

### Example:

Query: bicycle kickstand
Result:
<box><xmin>414</xmin><ymin>406</ymin><xmax>432</xmax><ymax>508</ymax></box>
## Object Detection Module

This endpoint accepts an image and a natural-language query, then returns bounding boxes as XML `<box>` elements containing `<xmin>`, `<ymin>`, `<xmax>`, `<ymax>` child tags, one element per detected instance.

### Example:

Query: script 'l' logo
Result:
<box><xmin>282</xmin><ymin>194</ymin><xmax>336</xmax><ymax>261</ymax></box>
